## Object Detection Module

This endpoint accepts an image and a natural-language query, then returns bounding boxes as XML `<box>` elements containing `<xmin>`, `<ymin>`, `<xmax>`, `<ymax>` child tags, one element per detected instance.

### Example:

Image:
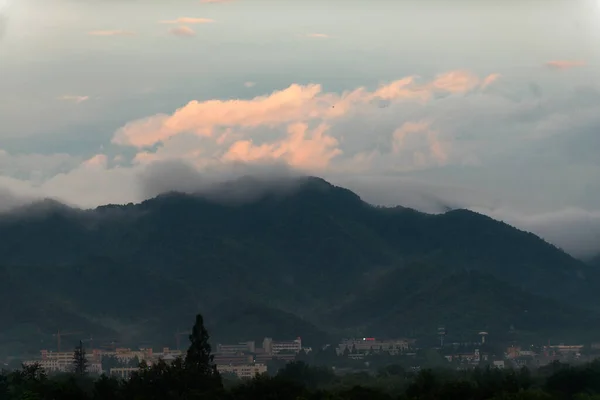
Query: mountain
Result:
<box><xmin>329</xmin><ymin>263</ymin><xmax>595</xmax><ymax>341</ymax></box>
<box><xmin>0</xmin><ymin>176</ymin><xmax>598</xmax><ymax>354</ymax></box>
<box><xmin>589</xmin><ymin>255</ymin><xmax>600</xmax><ymax>268</ymax></box>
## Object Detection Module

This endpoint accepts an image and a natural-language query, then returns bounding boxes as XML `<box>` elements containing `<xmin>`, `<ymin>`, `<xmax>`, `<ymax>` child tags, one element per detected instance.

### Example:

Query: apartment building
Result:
<box><xmin>217</xmin><ymin>363</ymin><xmax>267</xmax><ymax>379</ymax></box>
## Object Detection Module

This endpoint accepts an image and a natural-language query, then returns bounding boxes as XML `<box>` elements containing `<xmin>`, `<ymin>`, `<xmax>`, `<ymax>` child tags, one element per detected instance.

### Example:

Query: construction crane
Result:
<box><xmin>52</xmin><ymin>330</ymin><xmax>82</xmax><ymax>353</ymax></box>
<box><xmin>175</xmin><ymin>330</ymin><xmax>191</xmax><ymax>351</ymax></box>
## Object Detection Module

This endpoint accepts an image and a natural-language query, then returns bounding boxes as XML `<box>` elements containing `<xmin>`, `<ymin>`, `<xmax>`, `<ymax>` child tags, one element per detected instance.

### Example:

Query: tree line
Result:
<box><xmin>3</xmin><ymin>313</ymin><xmax>600</xmax><ymax>399</ymax></box>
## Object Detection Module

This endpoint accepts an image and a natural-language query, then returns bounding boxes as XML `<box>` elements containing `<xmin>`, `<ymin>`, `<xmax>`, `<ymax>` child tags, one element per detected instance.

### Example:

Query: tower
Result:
<box><xmin>437</xmin><ymin>327</ymin><xmax>446</xmax><ymax>348</ymax></box>
<box><xmin>479</xmin><ymin>331</ymin><xmax>488</xmax><ymax>345</ymax></box>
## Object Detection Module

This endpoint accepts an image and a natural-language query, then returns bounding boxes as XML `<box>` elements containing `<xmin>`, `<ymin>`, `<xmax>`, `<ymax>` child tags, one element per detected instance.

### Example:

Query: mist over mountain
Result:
<box><xmin>0</xmin><ymin>175</ymin><xmax>598</xmax><ymax>355</ymax></box>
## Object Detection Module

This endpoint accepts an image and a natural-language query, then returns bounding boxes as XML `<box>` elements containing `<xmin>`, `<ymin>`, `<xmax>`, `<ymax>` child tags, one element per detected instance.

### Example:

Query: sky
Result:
<box><xmin>0</xmin><ymin>0</ymin><xmax>599</xmax><ymax>258</ymax></box>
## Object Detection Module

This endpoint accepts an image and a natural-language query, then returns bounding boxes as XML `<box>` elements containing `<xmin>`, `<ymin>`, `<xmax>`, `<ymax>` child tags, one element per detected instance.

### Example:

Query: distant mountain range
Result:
<box><xmin>0</xmin><ymin>176</ymin><xmax>598</xmax><ymax>356</ymax></box>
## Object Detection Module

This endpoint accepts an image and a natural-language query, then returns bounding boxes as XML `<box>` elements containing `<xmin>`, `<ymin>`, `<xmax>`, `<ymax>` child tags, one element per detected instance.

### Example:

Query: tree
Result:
<box><xmin>185</xmin><ymin>314</ymin><xmax>216</xmax><ymax>374</ymax></box>
<box><xmin>73</xmin><ymin>341</ymin><xmax>88</xmax><ymax>376</ymax></box>
<box><xmin>184</xmin><ymin>313</ymin><xmax>223</xmax><ymax>394</ymax></box>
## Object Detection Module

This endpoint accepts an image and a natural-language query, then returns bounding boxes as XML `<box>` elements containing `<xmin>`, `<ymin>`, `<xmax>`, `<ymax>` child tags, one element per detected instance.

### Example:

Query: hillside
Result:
<box><xmin>0</xmin><ymin>176</ymin><xmax>598</xmax><ymax>353</ymax></box>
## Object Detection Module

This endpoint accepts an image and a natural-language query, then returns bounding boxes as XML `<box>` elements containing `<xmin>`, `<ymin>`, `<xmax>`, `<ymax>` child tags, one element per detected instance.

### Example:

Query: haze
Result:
<box><xmin>0</xmin><ymin>0</ymin><xmax>599</xmax><ymax>258</ymax></box>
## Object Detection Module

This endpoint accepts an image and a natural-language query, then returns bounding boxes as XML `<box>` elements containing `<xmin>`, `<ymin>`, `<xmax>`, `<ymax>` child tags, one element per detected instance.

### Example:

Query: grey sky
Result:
<box><xmin>0</xmin><ymin>0</ymin><xmax>599</xmax><ymax>258</ymax></box>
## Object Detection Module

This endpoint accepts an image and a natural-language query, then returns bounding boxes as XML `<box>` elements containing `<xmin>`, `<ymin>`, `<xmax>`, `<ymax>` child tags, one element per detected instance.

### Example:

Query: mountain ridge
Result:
<box><xmin>0</xmin><ymin>176</ymin><xmax>597</xmax><ymax>354</ymax></box>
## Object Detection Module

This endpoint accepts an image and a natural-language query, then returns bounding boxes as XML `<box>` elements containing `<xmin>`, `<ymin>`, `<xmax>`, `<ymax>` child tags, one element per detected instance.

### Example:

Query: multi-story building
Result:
<box><xmin>216</xmin><ymin>341</ymin><xmax>256</xmax><ymax>355</ymax></box>
<box><xmin>263</xmin><ymin>337</ymin><xmax>302</xmax><ymax>355</ymax></box>
<box><xmin>217</xmin><ymin>363</ymin><xmax>267</xmax><ymax>379</ymax></box>
<box><xmin>24</xmin><ymin>350</ymin><xmax>102</xmax><ymax>374</ymax></box>
<box><xmin>336</xmin><ymin>338</ymin><xmax>410</xmax><ymax>355</ymax></box>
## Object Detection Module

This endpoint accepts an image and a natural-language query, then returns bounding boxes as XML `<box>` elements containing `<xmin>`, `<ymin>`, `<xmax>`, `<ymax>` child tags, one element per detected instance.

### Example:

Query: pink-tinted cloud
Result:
<box><xmin>112</xmin><ymin>71</ymin><xmax>498</xmax><ymax>148</ymax></box>
<box><xmin>169</xmin><ymin>26</ymin><xmax>196</xmax><ymax>37</ymax></box>
<box><xmin>427</xmin><ymin>70</ymin><xmax>482</xmax><ymax>93</ymax></box>
<box><xmin>546</xmin><ymin>60</ymin><xmax>586</xmax><ymax>70</ymax></box>
<box><xmin>223</xmin><ymin>123</ymin><xmax>341</xmax><ymax>170</ymax></box>
<box><xmin>160</xmin><ymin>17</ymin><xmax>214</xmax><ymax>24</ymax></box>
<box><xmin>200</xmin><ymin>0</ymin><xmax>232</xmax><ymax>3</ymax></box>
<box><xmin>244</xmin><ymin>81</ymin><xmax>256</xmax><ymax>88</ymax></box>
<box><xmin>481</xmin><ymin>73</ymin><xmax>501</xmax><ymax>89</ymax></box>
<box><xmin>306</xmin><ymin>33</ymin><xmax>330</xmax><ymax>39</ymax></box>
<box><xmin>88</xmin><ymin>30</ymin><xmax>135</xmax><ymax>36</ymax></box>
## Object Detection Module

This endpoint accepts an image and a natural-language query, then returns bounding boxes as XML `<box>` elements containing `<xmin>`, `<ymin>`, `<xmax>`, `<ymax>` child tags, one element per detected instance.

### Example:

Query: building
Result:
<box><xmin>214</xmin><ymin>354</ymin><xmax>254</xmax><ymax>366</ymax></box>
<box><xmin>548</xmin><ymin>345</ymin><xmax>584</xmax><ymax>355</ymax></box>
<box><xmin>263</xmin><ymin>337</ymin><xmax>302</xmax><ymax>355</ymax></box>
<box><xmin>217</xmin><ymin>364</ymin><xmax>267</xmax><ymax>379</ymax></box>
<box><xmin>336</xmin><ymin>338</ymin><xmax>410</xmax><ymax>355</ymax></box>
<box><xmin>216</xmin><ymin>341</ymin><xmax>255</xmax><ymax>354</ymax></box>
<box><xmin>24</xmin><ymin>350</ymin><xmax>97</xmax><ymax>374</ymax></box>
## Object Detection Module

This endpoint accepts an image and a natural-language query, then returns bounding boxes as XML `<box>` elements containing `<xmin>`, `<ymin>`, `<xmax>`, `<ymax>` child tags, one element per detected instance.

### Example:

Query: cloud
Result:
<box><xmin>112</xmin><ymin>70</ymin><xmax>498</xmax><ymax>149</ymax></box>
<box><xmin>88</xmin><ymin>30</ymin><xmax>135</xmax><ymax>37</ymax></box>
<box><xmin>0</xmin><ymin>150</ymin><xmax>82</xmax><ymax>182</ymax></box>
<box><xmin>306</xmin><ymin>33</ymin><xmax>330</xmax><ymax>39</ymax></box>
<box><xmin>546</xmin><ymin>60</ymin><xmax>586</xmax><ymax>70</ymax></box>
<box><xmin>137</xmin><ymin>159</ymin><xmax>300</xmax><ymax>203</ymax></box>
<box><xmin>223</xmin><ymin>123</ymin><xmax>342</xmax><ymax>170</ymax></box>
<box><xmin>244</xmin><ymin>82</ymin><xmax>256</xmax><ymax>88</ymax></box>
<box><xmin>168</xmin><ymin>26</ymin><xmax>196</xmax><ymax>37</ymax></box>
<box><xmin>159</xmin><ymin>17</ymin><xmax>214</xmax><ymax>24</ymax></box>
<box><xmin>200</xmin><ymin>0</ymin><xmax>233</xmax><ymax>3</ymax></box>
<box><xmin>57</xmin><ymin>95</ymin><xmax>89</xmax><ymax>104</ymax></box>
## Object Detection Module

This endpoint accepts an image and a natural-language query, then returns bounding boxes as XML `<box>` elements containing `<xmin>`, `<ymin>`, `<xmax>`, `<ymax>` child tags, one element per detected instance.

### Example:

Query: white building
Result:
<box><xmin>217</xmin><ymin>363</ymin><xmax>267</xmax><ymax>379</ymax></box>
